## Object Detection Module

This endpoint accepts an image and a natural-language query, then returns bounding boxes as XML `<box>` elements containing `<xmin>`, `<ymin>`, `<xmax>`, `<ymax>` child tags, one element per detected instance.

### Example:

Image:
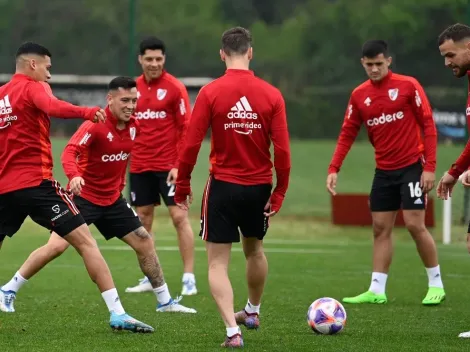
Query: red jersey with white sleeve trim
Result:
<box><xmin>328</xmin><ymin>70</ymin><xmax>437</xmax><ymax>174</ymax></box>
<box><xmin>62</xmin><ymin>106</ymin><xmax>139</xmax><ymax>206</ymax></box>
<box><xmin>0</xmin><ymin>73</ymin><xmax>100</xmax><ymax>195</ymax></box>
<box><xmin>130</xmin><ymin>71</ymin><xmax>191</xmax><ymax>173</ymax></box>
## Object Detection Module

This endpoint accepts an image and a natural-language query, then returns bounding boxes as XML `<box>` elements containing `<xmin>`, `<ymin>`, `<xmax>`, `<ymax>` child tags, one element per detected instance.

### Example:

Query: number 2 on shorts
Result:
<box><xmin>167</xmin><ymin>182</ymin><xmax>176</xmax><ymax>197</ymax></box>
<box><xmin>408</xmin><ymin>182</ymin><xmax>422</xmax><ymax>198</ymax></box>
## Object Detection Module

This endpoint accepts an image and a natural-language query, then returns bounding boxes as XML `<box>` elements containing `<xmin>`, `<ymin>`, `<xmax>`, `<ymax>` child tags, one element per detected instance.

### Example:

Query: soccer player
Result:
<box><xmin>437</xmin><ymin>23</ymin><xmax>470</xmax><ymax>339</ymax></box>
<box><xmin>0</xmin><ymin>76</ymin><xmax>196</xmax><ymax>316</ymax></box>
<box><xmin>174</xmin><ymin>27</ymin><xmax>291</xmax><ymax>348</ymax></box>
<box><xmin>0</xmin><ymin>42</ymin><xmax>153</xmax><ymax>332</ymax></box>
<box><xmin>327</xmin><ymin>40</ymin><xmax>445</xmax><ymax>305</ymax></box>
<box><xmin>126</xmin><ymin>37</ymin><xmax>197</xmax><ymax>295</ymax></box>
<box><xmin>437</xmin><ymin>24</ymin><xmax>470</xmax><ymax>186</ymax></box>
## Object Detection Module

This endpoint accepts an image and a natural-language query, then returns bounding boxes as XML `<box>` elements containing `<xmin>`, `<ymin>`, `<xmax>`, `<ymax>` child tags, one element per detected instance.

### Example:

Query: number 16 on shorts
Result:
<box><xmin>408</xmin><ymin>181</ymin><xmax>424</xmax><ymax>206</ymax></box>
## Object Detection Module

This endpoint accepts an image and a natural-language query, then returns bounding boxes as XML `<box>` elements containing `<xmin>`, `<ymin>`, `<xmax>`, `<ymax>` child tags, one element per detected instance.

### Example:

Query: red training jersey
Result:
<box><xmin>466</xmin><ymin>71</ymin><xmax>470</xmax><ymax>135</ymax></box>
<box><xmin>447</xmin><ymin>71</ymin><xmax>470</xmax><ymax>178</ymax></box>
<box><xmin>0</xmin><ymin>73</ymin><xmax>100</xmax><ymax>195</ymax></box>
<box><xmin>62</xmin><ymin>106</ymin><xmax>139</xmax><ymax>206</ymax></box>
<box><xmin>175</xmin><ymin>69</ymin><xmax>291</xmax><ymax>212</ymax></box>
<box><xmin>130</xmin><ymin>71</ymin><xmax>191</xmax><ymax>173</ymax></box>
<box><xmin>328</xmin><ymin>70</ymin><xmax>437</xmax><ymax>174</ymax></box>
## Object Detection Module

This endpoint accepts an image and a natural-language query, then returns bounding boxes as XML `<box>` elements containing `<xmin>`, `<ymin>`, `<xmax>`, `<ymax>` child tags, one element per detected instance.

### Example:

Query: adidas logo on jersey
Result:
<box><xmin>227</xmin><ymin>96</ymin><xmax>258</xmax><ymax>119</ymax></box>
<box><xmin>0</xmin><ymin>95</ymin><xmax>12</xmax><ymax>115</ymax></box>
<box><xmin>414</xmin><ymin>198</ymin><xmax>423</xmax><ymax>205</ymax></box>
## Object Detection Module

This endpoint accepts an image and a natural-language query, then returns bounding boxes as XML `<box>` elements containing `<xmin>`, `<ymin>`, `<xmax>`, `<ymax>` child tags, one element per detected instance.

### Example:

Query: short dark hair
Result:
<box><xmin>139</xmin><ymin>37</ymin><xmax>166</xmax><ymax>55</ymax></box>
<box><xmin>362</xmin><ymin>40</ymin><xmax>389</xmax><ymax>58</ymax></box>
<box><xmin>108</xmin><ymin>76</ymin><xmax>137</xmax><ymax>91</ymax></box>
<box><xmin>15</xmin><ymin>42</ymin><xmax>51</xmax><ymax>58</ymax></box>
<box><xmin>221</xmin><ymin>27</ymin><xmax>252</xmax><ymax>56</ymax></box>
<box><xmin>438</xmin><ymin>23</ymin><xmax>470</xmax><ymax>45</ymax></box>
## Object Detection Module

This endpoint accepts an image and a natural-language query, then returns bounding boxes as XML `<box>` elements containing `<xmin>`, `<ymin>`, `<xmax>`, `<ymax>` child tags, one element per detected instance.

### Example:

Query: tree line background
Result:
<box><xmin>0</xmin><ymin>0</ymin><xmax>468</xmax><ymax>139</ymax></box>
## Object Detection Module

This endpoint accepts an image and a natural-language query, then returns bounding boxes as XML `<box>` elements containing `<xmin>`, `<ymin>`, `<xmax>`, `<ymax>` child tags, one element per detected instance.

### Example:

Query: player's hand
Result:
<box><xmin>176</xmin><ymin>191</ymin><xmax>193</xmax><ymax>211</ymax></box>
<box><xmin>263</xmin><ymin>200</ymin><xmax>276</xmax><ymax>217</ymax></box>
<box><xmin>326</xmin><ymin>173</ymin><xmax>338</xmax><ymax>196</ymax></box>
<box><xmin>92</xmin><ymin>109</ymin><xmax>106</xmax><ymax>123</ymax></box>
<box><xmin>459</xmin><ymin>170</ymin><xmax>470</xmax><ymax>187</ymax></box>
<box><xmin>420</xmin><ymin>171</ymin><xmax>435</xmax><ymax>193</ymax></box>
<box><xmin>466</xmin><ymin>233</ymin><xmax>470</xmax><ymax>254</ymax></box>
<box><xmin>167</xmin><ymin>168</ymin><xmax>178</xmax><ymax>185</ymax></box>
<box><xmin>70</xmin><ymin>176</ymin><xmax>85</xmax><ymax>195</ymax></box>
<box><xmin>436</xmin><ymin>172</ymin><xmax>457</xmax><ymax>200</ymax></box>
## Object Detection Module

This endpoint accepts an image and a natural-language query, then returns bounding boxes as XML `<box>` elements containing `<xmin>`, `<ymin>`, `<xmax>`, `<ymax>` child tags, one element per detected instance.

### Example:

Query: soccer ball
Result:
<box><xmin>307</xmin><ymin>297</ymin><xmax>347</xmax><ymax>335</ymax></box>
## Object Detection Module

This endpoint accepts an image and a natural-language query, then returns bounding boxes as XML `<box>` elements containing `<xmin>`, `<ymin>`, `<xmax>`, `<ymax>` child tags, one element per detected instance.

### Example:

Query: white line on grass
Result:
<box><xmin>99</xmin><ymin>245</ymin><xmax>343</xmax><ymax>254</ymax></box>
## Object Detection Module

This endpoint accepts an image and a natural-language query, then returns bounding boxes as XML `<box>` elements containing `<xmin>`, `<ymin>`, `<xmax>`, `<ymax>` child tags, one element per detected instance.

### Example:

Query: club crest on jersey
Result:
<box><xmin>157</xmin><ymin>89</ymin><xmax>167</xmax><ymax>100</ymax></box>
<box><xmin>107</xmin><ymin>132</ymin><xmax>114</xmax><ymax>142</ymax></box>
<box><xmin>388</xmin><ymin>88</ymin><xmax>399</xmax><ymax>101</ymax></box>
<box><xmin>130</xmin><ymin>127</ymin><xmax>136</xmax><ymax>140</ymax></box>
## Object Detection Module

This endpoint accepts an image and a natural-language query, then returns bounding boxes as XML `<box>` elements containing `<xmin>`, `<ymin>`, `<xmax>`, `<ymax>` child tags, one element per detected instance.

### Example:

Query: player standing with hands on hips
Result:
<box><xmin>174</xmin><ymin>27</ymin><xmax>291</xmax><ymax>348</ymax></box>
<box><xmin>327</xmin><ymin>40</ymin><xmax>445</xmax><ymax>306</ymax></box>
<box><xmin>126</xmin><ymin>37</ymin><xmax>197</xmax><ymax>296</ymax></box>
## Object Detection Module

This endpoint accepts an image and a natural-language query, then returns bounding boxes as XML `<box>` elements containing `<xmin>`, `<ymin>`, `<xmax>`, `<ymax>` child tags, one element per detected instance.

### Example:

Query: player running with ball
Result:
<box><xmin>0</xmin><ymin>76</ymin><xmax>196</xmax><ymax>317</ymax></box>
<box><xmin>327</xmin><ymin>40</ymin><xmax>445</xmax><ymax>306</ymax></box>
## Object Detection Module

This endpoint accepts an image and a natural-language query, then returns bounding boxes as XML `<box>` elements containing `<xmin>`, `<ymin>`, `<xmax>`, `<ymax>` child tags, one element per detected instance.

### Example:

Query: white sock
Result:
<box><xmin>153</xmin><ymin>283</ymin><xmax>171</xmax><ymax>305</ymax></box>
<box><xmin>226</xmin><ymin>326</ymin><xmax>240</xmax><ymax>337</ymax></box>
<box><xmin>2</xmin><ymin>271</ymin><xmax>28</xmax><ymax>293</ymax></box>
<box><xmin>368</xmin><ymin>272</ymin><xmax>388</xmax><ymax>295</ymax></box>
<box><xmin>426</xmin><ymin>265</ymin><xmax>444</xmax><ymax>288</ymax></box>
<box><xmin>101</xmin><ymin>288</ymin><xmax>125</xmax><ymax>315</ymax></box>
<box><xmin>182</xmin><ymin>273</ymin><xmax>195</xmax><ymax>283</ymax></box>
<box><xmin>245</xmin><ymin>300</ymin><xmax>260</xmax><ymax>314</ymax></box>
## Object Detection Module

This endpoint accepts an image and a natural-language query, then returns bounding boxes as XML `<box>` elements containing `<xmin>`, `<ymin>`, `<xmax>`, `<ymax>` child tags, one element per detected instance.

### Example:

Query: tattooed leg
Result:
<box><xmin>121</xmin><ymin>226</ymin><xmax>166</xmax><ymax>288</ymax></box>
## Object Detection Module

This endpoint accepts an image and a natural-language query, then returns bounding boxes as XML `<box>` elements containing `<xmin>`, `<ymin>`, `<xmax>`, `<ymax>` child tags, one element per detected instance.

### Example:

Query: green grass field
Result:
<box><xmin>1</xmin><ymin>139</ymin><xmax>470</xmax><ymax>351</ymax></box>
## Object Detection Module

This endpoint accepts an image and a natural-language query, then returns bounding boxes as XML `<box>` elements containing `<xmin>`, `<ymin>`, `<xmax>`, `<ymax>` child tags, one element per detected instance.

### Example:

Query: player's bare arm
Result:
<box><xmin>420</xmin><ymin>171</ymin><xmax>435</xmax><ymax>193</ymax></box>
<box><xmin>69</xmin><ymin>176</ymin><xmax>85</xmax><ymax>196</ymax></box>
<box><xmin>166</xmin><ymin>168</ymin><xmax>178</xmax><ymax>185</ymax></box>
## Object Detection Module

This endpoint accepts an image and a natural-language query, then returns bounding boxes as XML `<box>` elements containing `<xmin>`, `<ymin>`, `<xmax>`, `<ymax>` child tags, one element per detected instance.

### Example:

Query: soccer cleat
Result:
<box><xmin>459</xmin><ymin>331</ymin><xmax>470</xmax><ymax>338</ymax></box>
<box><xmin>109</xmin><ymin>311</ymin><xmax>154</xmax><ymax>333</ymax></box>
<box><xmin>156</xmin><ymin>296</ymin><xmax>197</xmax><ymax>313</ymax></box>
<box><xmin>422</xmin><ymin>287</ymin><xmax>446</xmax><ymax>305</ymax></box>
<box><xmin>125</xmin><ymin>277</ymin><xmax>153</xmax><ymax>293</ymax></box>
<box><xmin>221</xmin><ymin>333</ymin><xmax>244</xmax><ymax>348</ymax></box>
<box><xmin>181</xmin><ymin>279</ymin><xmax>198</xmax><ymax>296</ymax></box>
<box><xmin>235</xmin><ymin>309</ymin><xmax>260</xmax><ymax>330</ymax></box>
<box><xmin>342</xmin><ymin>291</ymin><xmax>387</xmax><ymax>304</ymax></box>
<box><xmin>0</xmin><ymin>289</ymin><xmax>16</xmax><ymax>312</ymax></box>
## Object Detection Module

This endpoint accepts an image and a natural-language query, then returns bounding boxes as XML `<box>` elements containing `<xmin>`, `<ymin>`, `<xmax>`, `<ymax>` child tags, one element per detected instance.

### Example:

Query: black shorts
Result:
<box><xmin>73</xmin><ymin>195</ymin><xmax>142</xmax><ymax>240</ymax></box>
<box><xmin>0</xmin><ymin>180</ymin><xmax>85</xmax><ymax>242</ymax></box>
<box><xmin>129</xmin><ymin>171</ymin><xmax>176</xmax><ymax>207</ymax></box>
<box><xmin>200</xmin><ymin>176</ymin><xmax>272</xmax><ymax>243</ymax></box>
<box><xmin>369</xmin><ymin>161</ymin><xmax>426</xmax><ymax>212</ymax></box>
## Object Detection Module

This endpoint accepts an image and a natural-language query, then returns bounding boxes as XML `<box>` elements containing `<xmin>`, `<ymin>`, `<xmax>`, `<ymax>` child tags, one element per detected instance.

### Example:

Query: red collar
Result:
<box><xmin>225</xmin><ymin>69</ymin><xmax>254</xmax><ymax>76</ymax></box>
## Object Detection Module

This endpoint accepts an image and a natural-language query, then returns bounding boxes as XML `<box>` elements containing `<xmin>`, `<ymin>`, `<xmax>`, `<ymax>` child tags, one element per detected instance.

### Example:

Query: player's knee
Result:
<box><xmin>405</xmin><ymin>221</ymin><xmax>426</xmax><ymax>237</ymax></box>
<box><xmin>372</xmin><ymin>221</ymin><xmax>392</xmax><ymax>238</ymax></box>
<box><xmin>48</xmin><ymin>241</ymin><xmax>69</xmax><ymax>257</ymax></box>
<box><xmin>136</xmin><ymin>206</ymin><xmax>153</xmax><ymax>222</ymax></box>
<box><xmin>171</xmin><ymin>211</ymin><xmax>188</xmax><ymax>229</ymax></box>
